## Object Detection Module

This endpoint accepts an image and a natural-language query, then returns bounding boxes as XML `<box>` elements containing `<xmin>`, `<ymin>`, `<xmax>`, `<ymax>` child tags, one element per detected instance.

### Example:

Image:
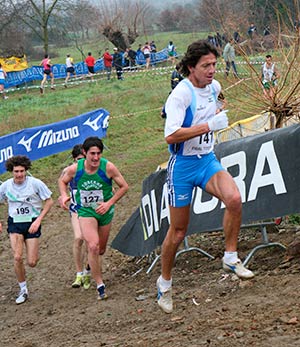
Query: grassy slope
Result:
<box><xmin>0</xmin><ymin>31</ymin><xmax>257</xmax><ymax>210</ymax></box>
<box><xmin>30</xmin><ymin>31</ymin><xmax>209</xmax><ymax>65</ymax></box>
<box><xmin>0</xmin><ymin>69</ymin><xmax>172</xmax><ymax>210</ymax></box>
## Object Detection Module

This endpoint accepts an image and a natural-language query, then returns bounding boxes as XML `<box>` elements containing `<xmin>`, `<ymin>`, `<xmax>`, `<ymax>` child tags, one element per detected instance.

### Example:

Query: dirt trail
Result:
<box><xmin>1</xmin><ymin>207</ymin><xmax>300</xmax><ymax>347</ymax></box>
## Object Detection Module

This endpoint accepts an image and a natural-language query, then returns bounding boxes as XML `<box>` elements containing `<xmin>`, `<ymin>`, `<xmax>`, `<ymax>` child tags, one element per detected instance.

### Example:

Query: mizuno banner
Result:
<box><xmin>0</xmin><ymin>108</ymin><xmax>109</xmax><ymax>174</ymax></box>
<box><xmin>4</xmin><ymin>49</ymin><xmax>171</xmax><ymax>89</ymax></box>
<box><xmin>111</xmin><ymin>124</ymin><xmax>300</xmax><ymax>257</ymax></box>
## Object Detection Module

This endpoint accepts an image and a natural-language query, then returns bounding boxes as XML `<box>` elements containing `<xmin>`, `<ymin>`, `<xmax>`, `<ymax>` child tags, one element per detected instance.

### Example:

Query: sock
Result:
<box><xmin>19</xmin><ymin>281</ymin><xmax>28</xmax><ymax>293</ymax></box>
<box><xmin>77</xmin><ymin>272</ymin><xmax>83</xmax><ymax>276</ymax></box>
<box><xmin>224</xmin><ymin>251</ymin><xmax>238</xmax><ymax>264</ymax></box>
<box><xmin>158</xmin><ymin>275</ymin><xmax>172</xmax><ymax>292</ymax></box>
<box><xmin>86</xmin><ymin>264</ymin><xmax>91</xmax><ymax>271</ymax></box>
<box><xmin>83</xmin><ymin>268</ymin><xmax>90</xmax><ymax>275</ymax></box>
<box><xmin>97</xmin><ymin>283</ymin><xmax>105</xmax><ymax>289</ymax></box>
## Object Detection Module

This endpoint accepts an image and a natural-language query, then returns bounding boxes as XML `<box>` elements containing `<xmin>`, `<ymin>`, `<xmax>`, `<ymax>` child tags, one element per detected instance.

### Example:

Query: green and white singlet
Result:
<box><xmin>74</xmin><ymin>158</ymin><xmax>114</xmax><ymax>225</ymax></box>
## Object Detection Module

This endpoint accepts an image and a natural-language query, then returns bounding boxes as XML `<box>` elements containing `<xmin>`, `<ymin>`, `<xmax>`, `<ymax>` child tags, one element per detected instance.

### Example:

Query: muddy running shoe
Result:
<box><xmin>97</xmin><ymin>284</ymin><xmax>108</xmax><ymax>300</ymax></box>
<box><xmin>83</xmin><ymin>273</ymin><xmax>91</xmax><ymax>290</ymax></box>
<box><xmin>156</xmin><ymin>278</ymin><xmax>173</xmax><ymax>313</ymax></box>
<box><xmin>72</xmin><ymin>274</ymin><xmax>83</xmax><ymax>288</ymax></box>
<box><xmin>222</xmin><ymin>258</ymin><xmax>254</xmax><ymax>279</ymax></box>
<box><xmin>16</xmin><ymin>290</ymin><xmax>28</xmax><ymax>305</ymax></box>
<box><xmin>51</xmin><ymin>86</ymin><xmax>55</xmax><ymax>90</ymax></box>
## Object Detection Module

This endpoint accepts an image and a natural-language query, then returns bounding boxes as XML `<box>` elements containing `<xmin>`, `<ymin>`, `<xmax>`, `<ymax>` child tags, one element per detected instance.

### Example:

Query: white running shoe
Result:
<box><xmin>156</xmin><ymin>278</ymin><xmax>173</xmax><ymax>313</ymax></box>
<box><xmin>222</xmin><ymin>258</ymin><xmax>254</xmax><ymax>279</ymax></box>
<box><xmin>16</xmin><ymin>290</ymin><xmax>28</xmax><ymax>305</ymax></box>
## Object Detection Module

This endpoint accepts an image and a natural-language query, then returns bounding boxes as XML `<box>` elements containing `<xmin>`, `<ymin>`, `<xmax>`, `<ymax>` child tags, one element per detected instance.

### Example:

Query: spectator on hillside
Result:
<box><xmin>128</xmin><ymin>46</ymin><xmax>137</xmax><ymax>69</ymax></box>
<box><xmin>216</xmin><ymin>32</ymin><xmax>222</xmax><ymax>47</ymax></box>
<box><xmin>221</xmin><ymin>32</ymin><xmax>228</xmax><ymax>43</ymax></box>
<box><xmin>112</xmin><ymin>47</ymin><xmax>124</xmax><ymax>80</ymax></box>
<box><xmin>233</xmin><ymin>31</ymin><xmax>240</xmax><ymax>43</ymax></box>
<box><xmin>64</xmin><ymin>54</ymin><xmax>76</xmax><ymax>87</ymax></box>
<box><xmin>263</xmin><ymin>25</ymin><xmax>271</xmax><ymax>36</ymax></box>
<box><xmin>207</xmin><ymin>35</ymin><xmax>217</xmax><ymax>47</ymax></box>
<box><xmin>85</xmin><ymin>52</ymin><xmax>96</xmax><ymax>80</ymax></box>
<box><xmin>170</xmin><ymin>64</ymin><xmax>184</xmax><ymax>90</ymax></box>
<box><xmin>161</xmin><ymin>64</ymin><xmax>184</xmax><ymax>118</ymax></box>
<box><xmin>150</xmin><ymin>41</ymin><xmax>157</xmax><ymax>66</ymax></box>
<box><xmin>136</xmin><ymin>44</ymin><xmax>142</xmax><ymax>55</ymax></box>
<box><xmin>294</xmin><ymin>17</ymin><xmax>300</xmax><ymax>31</ymax></box>
<box><xmin>248</xmin><ymin>23</ymin><xmax>257</xmax><ymax>39</ymax></box>
<box><xmin>223</xmin><ymin>38</ymin><xmax>238</xmax><ymax>78</ymax></box>
<box><xmin>150</xmin><ymin>41</ymin><xmax>157</xmax><ymax>53</ymax></box>
<box><xmin>123</xmin><ymin>48</ymin><xmax>130</xmax><ymax>68</ymax></box>
<box><xmin>103</xmin><ymin>48</ymin><xmax>113</xmax><ymax>80</ymax></box>
<box><xmin>136</xmin><ymin>44</ymin><xmax>143</xmax><ymax>65</ymax></box>
<box><xmin>0</xmin><ymin>63</ymin><xmax>8</xmax><ymax>100</ymax></box>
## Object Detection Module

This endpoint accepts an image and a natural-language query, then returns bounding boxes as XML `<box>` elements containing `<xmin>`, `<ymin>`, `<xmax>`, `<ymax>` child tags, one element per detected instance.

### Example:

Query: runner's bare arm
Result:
<box><xmin>58</xmin><ymin>163</ymin><xmax>77</xmax><ymax>210</ymax></box>
<box><xmin>29</xmin><ymin>197</ymin><xmax>54</xmax><ymax>233</ymax></box>
<box><xmin>105</xmin><ymin>162</ymin><xmax>129</xmax><ymax>206</ymax></box>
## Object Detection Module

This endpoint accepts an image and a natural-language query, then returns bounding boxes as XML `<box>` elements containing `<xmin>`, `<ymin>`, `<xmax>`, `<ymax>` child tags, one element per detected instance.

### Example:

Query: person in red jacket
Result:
<box><xmin>103</xmin><ymin>48</ymin><xmax>113</xmax><ymax>80</ymax></box>
<box><xmin>85</xmin><ymin>52</ymin><xmax>96</xmax><ymax>80</ymax></box>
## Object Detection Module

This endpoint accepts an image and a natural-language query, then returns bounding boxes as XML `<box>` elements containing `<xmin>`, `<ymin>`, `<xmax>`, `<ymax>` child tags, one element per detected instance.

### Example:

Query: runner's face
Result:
<box><xmin>12</xmin><ymin>166</ymin><xmax>27</xmax><ymax>184</ymax></box>
<box><xmin>188</xmin><ymin>53</ymin><xmax>217</xmax><ymax>88</ymax></box>
<box><xmin>85</xmin><ymin>146</ymin><xmax>102</xmax><ymax>167</ymax></box>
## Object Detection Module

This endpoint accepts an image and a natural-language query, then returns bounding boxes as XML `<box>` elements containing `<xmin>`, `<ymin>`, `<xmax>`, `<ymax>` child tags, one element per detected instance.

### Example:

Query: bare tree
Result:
<box><xmin>96</xmin><ymin>0</ymin><xmax>149</xmax><ymax>51</ymax></box>
<box><xmin>199</xmin><ymin>0</ymin><xmax>251</xmax><ymax>36</ymax></box>
<box><xmin>0</xmin><ymin>1</ymin><xmax>28</xmax><ymax>56</ymax></box>
<box><xmin>56</xmin><ymin>0</ymin><xmax>101</xmax><ymax>60</ymax></box>
<box><xmin>9</xmin><ymin>0</ymin><xmax>62</xmax><ymax>55</ymax></box>
<box><xmin>224</xmin><ymin>2</ymin><xmax>300</xmax><ymax>129</ymax></box>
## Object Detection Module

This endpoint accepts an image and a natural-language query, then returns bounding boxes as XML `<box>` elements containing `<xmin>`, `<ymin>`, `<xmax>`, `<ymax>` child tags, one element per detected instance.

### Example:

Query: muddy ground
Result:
<box><xmin>1</xmin><ymin>202</ymin><xmax>300</xmax><ymax>347</ymax></box>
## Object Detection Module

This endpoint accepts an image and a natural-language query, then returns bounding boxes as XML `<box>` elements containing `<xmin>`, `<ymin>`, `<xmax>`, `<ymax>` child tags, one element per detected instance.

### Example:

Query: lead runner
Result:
<box><xmin>156</xmin><ymin>40</ymin><xmax>254</xmax><ymax>314</ymax></box>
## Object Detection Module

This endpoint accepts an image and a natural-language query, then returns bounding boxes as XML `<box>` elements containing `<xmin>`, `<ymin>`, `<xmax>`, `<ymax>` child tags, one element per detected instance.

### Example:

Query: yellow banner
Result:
<box><xmin>0</xmin><ymin>56</ymin><xmax>28</xmax><ymax>72</ymax></box>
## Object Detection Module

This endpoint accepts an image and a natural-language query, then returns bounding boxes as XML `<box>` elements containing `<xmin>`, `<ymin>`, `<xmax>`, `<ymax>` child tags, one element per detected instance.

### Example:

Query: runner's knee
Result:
<box><xmin>170</xmin><ymin>228</ymin><xmax>186</xmax><ymax>246</ymax></box>
<box><xmin>14</xmin><ymin>254</ymin><xmax>23</xmax><ymax>264</ymax></box>
<box><xmin>74</xmin><ymin>237</ymin><xmax>83</xmax><ymax>248</ymax></box>
<box><xmin>27</xmin><ymin>257</ymin><xmax>38</xmax><ymax>267</ymax></box>
<box><xmin>87</xmin><ymin>242</ymin><xmax>100</xmax><ymax>255</ymax></box>
<box><xmin>225</xmin><ymin>192</ymin><xmax>242</xmax><ymax>213</ymax></box>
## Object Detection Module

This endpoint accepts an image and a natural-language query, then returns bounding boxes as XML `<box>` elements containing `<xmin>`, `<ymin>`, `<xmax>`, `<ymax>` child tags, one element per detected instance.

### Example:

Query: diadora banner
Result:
<box><xmin>111</xmin><ymin>124</ymin><xmax>300</xmax><ymax>257</ymax></box>
<box><xmin>0</xmin><ymin>108</ymin><xmax>109</xmax><ymax>174</ymax></box>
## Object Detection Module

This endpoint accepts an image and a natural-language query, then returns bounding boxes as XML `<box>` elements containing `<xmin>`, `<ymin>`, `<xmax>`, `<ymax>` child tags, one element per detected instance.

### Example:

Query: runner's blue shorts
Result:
<box><xmin>167</xmin><ymin>152</ymin><xmax>224</xmax><ymax>207</ymax></box>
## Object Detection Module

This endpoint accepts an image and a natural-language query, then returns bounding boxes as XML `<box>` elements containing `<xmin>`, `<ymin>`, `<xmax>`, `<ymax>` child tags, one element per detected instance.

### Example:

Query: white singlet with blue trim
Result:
<box><xmin>164</xmin><ymin>78</ymin><xmax>221</xmax><ymax>156</ymax></box>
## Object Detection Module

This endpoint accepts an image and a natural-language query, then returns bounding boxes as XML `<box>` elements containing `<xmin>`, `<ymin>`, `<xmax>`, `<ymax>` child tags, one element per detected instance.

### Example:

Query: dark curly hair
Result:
<box><xmin>177</xmin><ymin>40</ymin><xmax>219</xmax><ymax>77</ymax></box>
<box><xmin>71</xmin><ymin>144</ymin><xmax>84</xmax><ymax>159</ymax></box>
<box><xmin>82</xmin><ymin>137</ymin><xmax>104</xmax><ymax>153</ymax></box>
<box><xmin>5</xmin><ymin>155</ymin><xmax>32</xmax><ymax>172</ymax></box>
